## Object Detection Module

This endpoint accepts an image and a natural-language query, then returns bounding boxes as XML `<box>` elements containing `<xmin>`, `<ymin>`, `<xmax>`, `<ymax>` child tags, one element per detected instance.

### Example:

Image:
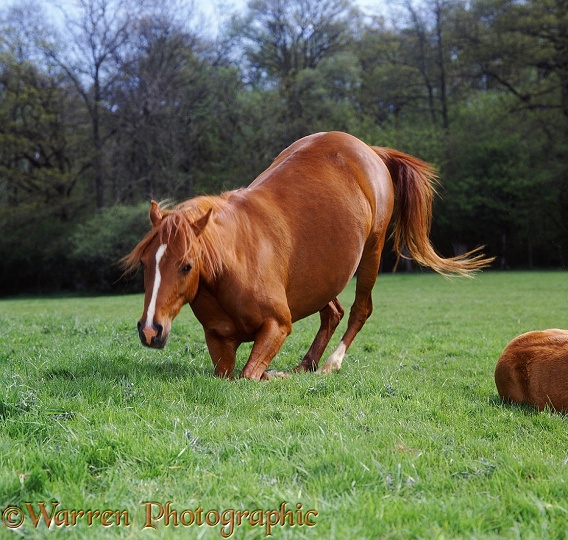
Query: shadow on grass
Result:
<box><xmin>489</xmin><ymin>394</ymin><xmax>541</xmax><ymax>415</ymax></box>
<box><xmin>491</xmin><ymin>395</ymin><xmax>568</xmax><ymax>416</ymax></box>
<box><xmin>43</xmin><ymin>355</ymin><xmax>213</xmax><ymax>383</ymax></box>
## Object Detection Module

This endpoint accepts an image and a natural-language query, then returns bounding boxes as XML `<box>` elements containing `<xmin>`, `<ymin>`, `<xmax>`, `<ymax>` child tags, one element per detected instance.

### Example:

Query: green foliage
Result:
<box><xmin>0</xmin><ymin>50</ymin><xmax>87</xmax><ymax>224</ymax></box>
<box><xmin>71</xmin><ymin>203</ymin><xmax>149</xmax><ymax>263</ymax></box>
<box><xmin>1</xmin><ymin>273</ymin><xmax>568</xmax><ymax>537</ymax></box>
<box><xmin>434</xmin><ymin>92</ymin><xmax>565</xmax><ymax>266</ymax></box>
<box><xmin>0</xmin><ymin>204</ymin><xmax>150</xmax><ymax>294</ymax></box>
<box><xmin>0</xmin><ymin>0</ymin><xmax>567</xmax><ymax>293</ymax></box>
<box><xmin>0</xmin><ymin>217</ymin><xmax>76</xmax><ymax>294</ymax></box>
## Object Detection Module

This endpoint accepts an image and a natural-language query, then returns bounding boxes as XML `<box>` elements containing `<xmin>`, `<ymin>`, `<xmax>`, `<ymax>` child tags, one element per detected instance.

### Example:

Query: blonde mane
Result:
<box><xmin>122</xmin><ymin>195</ymin><xmax>230</xmax><ymax>278</ymax></box>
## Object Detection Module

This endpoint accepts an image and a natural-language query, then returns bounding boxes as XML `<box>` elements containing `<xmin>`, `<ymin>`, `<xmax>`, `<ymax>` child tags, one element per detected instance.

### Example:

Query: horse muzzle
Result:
<box><xmin>137</xmin><ymin>321</ymin><xmax>168</xmax><ymax>349</ymax></box>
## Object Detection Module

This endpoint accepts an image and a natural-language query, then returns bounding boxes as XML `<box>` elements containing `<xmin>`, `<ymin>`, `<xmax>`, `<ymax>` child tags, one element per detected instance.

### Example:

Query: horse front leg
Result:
<box><xmin>241</xmin><ymin>318</ymin><xmax>291</xmax><ymax>380</ymax></box>
<box><xmin>204</xmin><ymin>330</ymin><xmax>238</xmax><ymax>378</ymax></box>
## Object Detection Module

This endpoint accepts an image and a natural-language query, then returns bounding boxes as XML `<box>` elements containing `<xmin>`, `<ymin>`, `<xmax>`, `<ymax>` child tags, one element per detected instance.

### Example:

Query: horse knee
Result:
<box><xmin>326</xmin><ymin>298</ymin><xmax>344</xmax><ymax>328</ymax></box>
<box><xmin>365</xmin><ymin>298</ymin><xmax>373</xmax><ymax>319</ymax></box>
<box><xmin>355</xmin><ymin>297</ymin><xmax>373</xmax><ymax>323</ymax></box>
<box><xmin>331</xmin><ymin>304</ymin><xmax>344</xmax><ymax>327</ymax></box>
<box><xmin>347</xmin><ymin>307</ymin><xmax>370</xmax><ymax>330</ymax></box>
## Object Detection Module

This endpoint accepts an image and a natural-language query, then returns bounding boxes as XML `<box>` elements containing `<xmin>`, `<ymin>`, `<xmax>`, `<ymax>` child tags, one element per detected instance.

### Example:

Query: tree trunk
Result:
<box><xmin>93</xmin><ymin>73</ymin><xmax>104</xmax><ymax>209</ymax></box>
<box><xmin>434</xmin><ymin>0</ymin><xmax>449</xmax><ymax>130</ymax></box>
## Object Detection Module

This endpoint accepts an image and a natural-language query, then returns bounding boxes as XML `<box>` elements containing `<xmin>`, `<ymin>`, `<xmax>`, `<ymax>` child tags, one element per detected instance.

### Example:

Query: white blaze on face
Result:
<box><xmin>145</xmin><ymin>244</ymin><xmax>167</xmax><ymax>328</ymax></box>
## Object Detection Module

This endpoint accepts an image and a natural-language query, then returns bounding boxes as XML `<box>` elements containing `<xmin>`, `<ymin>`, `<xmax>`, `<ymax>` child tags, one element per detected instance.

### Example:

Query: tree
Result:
<box><xmin>0</xmin><ymin>2</ymin><xmax>87</xmax><ymax>224</ymax></box>
<box><xmin>356</xmin><ymin>16</ymin><xmax>431</xmax><ymax>126</ymax></box>
<box><xmin>109</xmin><ymin>6</ymin><xmax>247</xmax><ymax>201</ymax></box>
<box><xmin>459</xmin><ymin>0</ymin><xmax>568</xmax><ymax>260</ymax></box>
<box><xmin>234</xmin><ymin>0</ymin><xmax>359</xmax><ymax>143</ymax></box>
<box><xmin>47</xmin><ymin>0</ymin><xmax>137</xmax><ymax>209</ymax></box>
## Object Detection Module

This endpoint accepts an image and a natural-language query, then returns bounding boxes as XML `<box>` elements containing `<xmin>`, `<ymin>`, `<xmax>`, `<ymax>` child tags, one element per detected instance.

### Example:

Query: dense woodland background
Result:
<box><xmin>0</xmin><ymin>0</ymin><xmax>566</xmax><ymax>294</ymax></box>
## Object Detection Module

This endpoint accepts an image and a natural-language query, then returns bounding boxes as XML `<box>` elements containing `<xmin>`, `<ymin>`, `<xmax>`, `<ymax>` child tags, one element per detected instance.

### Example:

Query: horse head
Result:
<box><xmin>125</xmin><ymin>200</ymin><xmax>212</xmax><ymax>349</ymax></box>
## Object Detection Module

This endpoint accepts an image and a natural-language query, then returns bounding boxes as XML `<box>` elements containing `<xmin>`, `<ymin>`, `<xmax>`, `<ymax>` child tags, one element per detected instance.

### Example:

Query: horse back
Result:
<box><xmin>248</xmin><ymin>131</ymin><xmax>394</xmax><ymax>228</ymax></box>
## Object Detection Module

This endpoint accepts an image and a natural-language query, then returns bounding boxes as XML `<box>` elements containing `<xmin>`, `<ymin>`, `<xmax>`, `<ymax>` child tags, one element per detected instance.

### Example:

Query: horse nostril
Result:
<box><xmin>137</xmin><ymin>321</ymin><xmax>165</xmax><ymax>348</ymax></box>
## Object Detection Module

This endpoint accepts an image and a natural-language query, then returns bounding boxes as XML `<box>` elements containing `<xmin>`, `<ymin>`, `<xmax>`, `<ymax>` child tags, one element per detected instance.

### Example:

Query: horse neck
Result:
<box><xmin>199</xmin><ymin>192</ymin><xmax>261</xmax><ymax>286</ymax></box>
<box><xmin>194</xmin><ymin>195</ymin><xmax>241</xmax><ymax>285</ymax></box>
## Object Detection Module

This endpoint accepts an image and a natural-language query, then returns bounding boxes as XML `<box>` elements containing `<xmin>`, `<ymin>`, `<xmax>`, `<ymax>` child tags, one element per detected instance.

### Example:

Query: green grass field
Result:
<box><xmin>1</xmin><ymin>271</ymin><xmax>568</xmax><ymax>539</ymax></box>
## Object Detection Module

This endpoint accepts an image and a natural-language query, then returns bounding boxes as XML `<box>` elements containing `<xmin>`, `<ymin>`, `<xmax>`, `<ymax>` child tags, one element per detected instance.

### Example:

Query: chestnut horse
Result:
<box><xmin>124</xmin><ymin>132</ymin><xmax>491</xmax><ymax>380</ymax></box>
<box><xmin>495</xmin><ymin>329</ymin><xmax>568</xmax><ymax>411</ymax></box>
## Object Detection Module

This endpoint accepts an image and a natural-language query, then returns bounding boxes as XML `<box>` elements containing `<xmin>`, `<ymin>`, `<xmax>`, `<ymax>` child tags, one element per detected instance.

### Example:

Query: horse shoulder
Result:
<box><xmin>190</xmin><ymin>286</ymin><xmax>240</xmax><ymax>340</ymax></box>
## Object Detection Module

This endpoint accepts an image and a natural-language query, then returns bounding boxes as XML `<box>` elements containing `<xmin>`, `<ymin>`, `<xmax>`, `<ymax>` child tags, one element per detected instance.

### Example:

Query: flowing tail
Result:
<box><xmin>371</xmin><ymin>146</ymin><xmax>494</xmax><ymax>277</ymax></box>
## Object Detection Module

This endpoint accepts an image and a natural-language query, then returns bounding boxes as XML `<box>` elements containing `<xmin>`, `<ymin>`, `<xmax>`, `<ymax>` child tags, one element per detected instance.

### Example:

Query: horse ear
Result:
<box><xmin>191</xmin><ymin>208</ymin><xmax>212</xmax><ymax>237</ymax></box>
<box><xmin>150</xmin><ymin>200</ymin><xmax>162</xmax><ymax>227</ymax></box>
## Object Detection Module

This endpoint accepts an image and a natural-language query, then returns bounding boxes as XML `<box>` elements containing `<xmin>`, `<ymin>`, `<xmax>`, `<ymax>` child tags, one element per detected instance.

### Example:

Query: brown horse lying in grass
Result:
<box><xmin>495</xmin><ymin>329</ymin><xmax>568</xmax><ymax>411</ymax></box>
<box><xmin>124</xmin><ymin>131</ymin><xmax>492</xmax><ymax>380</ymax></box>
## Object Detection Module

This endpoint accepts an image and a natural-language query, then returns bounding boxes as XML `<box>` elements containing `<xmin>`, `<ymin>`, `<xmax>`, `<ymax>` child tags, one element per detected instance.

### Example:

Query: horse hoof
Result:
<box><xmin>292</xmin><ymin>364</ymin><xmax>314</xmax><ymax>373</ymax></box>
<box><xmin>262</xmin><ymin>370</ymin><xmax>291</xmax><ymax>380</ymax></box>
<box><xmin>316</xmin><ymin>363</ymin><xmax>339</xmax><ymax>375</ymax></box>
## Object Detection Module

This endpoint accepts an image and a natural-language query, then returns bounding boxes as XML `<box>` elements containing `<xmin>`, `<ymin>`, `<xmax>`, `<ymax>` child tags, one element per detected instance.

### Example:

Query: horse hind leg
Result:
<box><xmin>318</xmin><ymin>239</ymin><xmax>382</xmax><ymax>375</ymax></box>
<box><xmin>294</xmin><ymin>298</ymin><xmax>344</xmax><ymax>372</ymax></box>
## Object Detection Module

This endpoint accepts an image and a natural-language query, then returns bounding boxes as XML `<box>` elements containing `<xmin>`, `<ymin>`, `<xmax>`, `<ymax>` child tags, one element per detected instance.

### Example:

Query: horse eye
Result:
<box><xmin>181</xmin><ymin>264</ymin><xmax>192</xmax><ymax>274</ymax></box>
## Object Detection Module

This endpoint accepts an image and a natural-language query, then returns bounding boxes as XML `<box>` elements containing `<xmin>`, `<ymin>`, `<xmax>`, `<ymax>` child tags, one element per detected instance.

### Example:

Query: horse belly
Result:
<box><xmin>286</xmin><ymin>224</ymin><xmax>367</xmax><ymax>322</ymax></box>
<box><xmin>284</xmin><ymin>196</ymin><xmax>375</xmax><ymax>321</ymax></box>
